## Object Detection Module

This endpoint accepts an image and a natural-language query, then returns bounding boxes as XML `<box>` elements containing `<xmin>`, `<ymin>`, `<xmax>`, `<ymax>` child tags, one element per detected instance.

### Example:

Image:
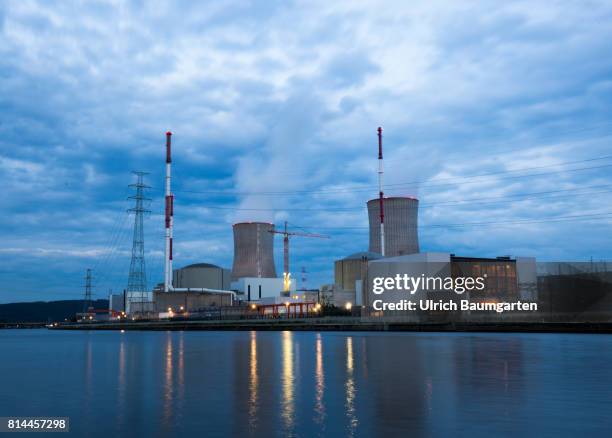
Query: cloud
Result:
<box><xmin>0</xmin><ymin>0</ymin><xmax>611</xmax><ymax>301</ymax></box>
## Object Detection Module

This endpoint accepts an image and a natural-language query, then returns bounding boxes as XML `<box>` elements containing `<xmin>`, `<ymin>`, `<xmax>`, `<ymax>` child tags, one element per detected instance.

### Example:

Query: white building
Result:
<box><xmin>108</xmin><ymin>293</ymin><xmax>125</xmax><ymax>313</ymax></box>
<box><xmin>125</xmin><ymin>291</ymin><xmax>154</xmax><ymax>314</ymax></box>
<box><xmin>231</xmin><ymin>277</ymin><xmax>296</xmax><ymax>301</ymax></box>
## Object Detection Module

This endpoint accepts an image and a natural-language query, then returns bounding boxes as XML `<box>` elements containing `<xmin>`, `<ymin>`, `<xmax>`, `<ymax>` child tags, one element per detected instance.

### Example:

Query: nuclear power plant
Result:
<box><xmin>367</xmin><ymin>197</ymin><xmax>419</xmax><ymax>257</ymax></box>
<box><xmin>96</xmin><ymin>126</ymin><xmax>611</xmax><ymax>326</ymax></box>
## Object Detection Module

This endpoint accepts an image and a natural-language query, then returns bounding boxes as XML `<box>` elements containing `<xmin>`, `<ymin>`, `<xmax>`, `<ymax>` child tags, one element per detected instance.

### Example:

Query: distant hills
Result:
<box><xmin>0</xmin><ymin>299</ymin><xmax>109</xmax><ymax>323</ymax></box>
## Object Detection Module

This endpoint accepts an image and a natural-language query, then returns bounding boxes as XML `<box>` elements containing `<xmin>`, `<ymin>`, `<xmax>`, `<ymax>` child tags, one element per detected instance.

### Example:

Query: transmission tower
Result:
<box><xmin>126</xmin><ymin>171</ymin><xmax>151</xmax><ymax>310</ymax></box>
<box><xmin>83</xmin><ymin>268</ymin><xmax>93</xmax><ymax>312</ymax></box>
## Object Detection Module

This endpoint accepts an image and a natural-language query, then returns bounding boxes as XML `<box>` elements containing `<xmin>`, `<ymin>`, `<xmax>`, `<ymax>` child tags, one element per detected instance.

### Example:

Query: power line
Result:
<box><xmin>382</xmin><ymin>123</ymin><xmax>612</xmax><ymax>170</ymax></box>
<box><xmin>289</xmin><ymin>211</ymin><xmax>612</xmax><ymax>230</ymax></box>
<box><xmin>148</xmin><ymin>157</ymin><xmax>612</xmax><ymax>197</ymax></box>
<box><xmin>146</xmin><ymin>183</ymin><xmax>612</xmax><ymax>212</ymax></box>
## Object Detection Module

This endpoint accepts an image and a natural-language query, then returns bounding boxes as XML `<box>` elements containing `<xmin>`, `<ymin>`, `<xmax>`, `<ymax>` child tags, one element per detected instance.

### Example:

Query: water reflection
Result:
<box><xmin>4</xmin><ymin>331</ymin><xmax>612</xmax><ymax>436</ymax></box>
<box><xmin>163</xmin><ymin>333</ymin><xmax>173</xmax><ymax>426</ymax></box>
<box><xmin>116</xmin><ymin>337</ymin><xmax>126</xmax><ymax>431</ymax></box>
<box><xmin>314</xmin><ymin>333</ymin><xmax>325</xmax><ymax>425</ymax></box>
<box><xmin>81</xmin><ymin>337</ymin><xmax>93</xmax><ymax>427</ymax></box>
<box><xmin>177</xmin><ymin>333</ymin><xmax>184</xmax><ymax>412</ymax></box>
<box><xmin>281</xmin><ymin>331</ymin><xmax>294</xmax><ymax>432</ymax></box>
<box><xmin>249</xmin><ymin>331</ymin><xmax>258</xmax><ymax>429</ymax></box>
<box><xmin>345</xmin><ymin>337</ymin><xmax>358</xmax><ymax>435</ymax></box>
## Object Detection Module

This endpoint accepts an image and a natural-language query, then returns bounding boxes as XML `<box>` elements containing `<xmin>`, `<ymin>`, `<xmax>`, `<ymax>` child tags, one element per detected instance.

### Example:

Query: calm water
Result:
<box><xmin>1</xmin><ymin>330</ymin><xmax>612</xmax><ymax>437</ymax></box>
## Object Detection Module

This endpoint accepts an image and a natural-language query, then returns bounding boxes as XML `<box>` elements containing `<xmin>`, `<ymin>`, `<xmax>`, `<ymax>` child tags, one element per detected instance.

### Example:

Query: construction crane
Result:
<box><xmin>269</xmin><ymin>221</ymin><xmax>329</xmax><ymax>292</ymax></box>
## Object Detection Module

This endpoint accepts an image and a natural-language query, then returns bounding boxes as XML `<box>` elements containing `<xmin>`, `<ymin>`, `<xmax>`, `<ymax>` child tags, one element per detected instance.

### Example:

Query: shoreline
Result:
<box><xmin>44</xmin><ymin>318</ymin><xmax>612</xmax><ymax>333</ymax></box>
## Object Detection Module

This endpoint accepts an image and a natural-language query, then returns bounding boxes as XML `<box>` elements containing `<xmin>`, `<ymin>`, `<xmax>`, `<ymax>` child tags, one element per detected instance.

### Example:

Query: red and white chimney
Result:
<box><xmin>164</xmin><ymin>131</ymin><xmax>174</xmax><ymax>292</ymax></box>
<box><xmin>377</xmin><ymin>127</ymin><xmax>385</xmax><ymax>256</ymax></box>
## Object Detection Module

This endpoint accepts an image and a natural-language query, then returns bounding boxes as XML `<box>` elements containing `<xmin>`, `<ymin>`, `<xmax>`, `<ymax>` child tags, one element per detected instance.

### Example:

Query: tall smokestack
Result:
<box><xmin>164</xmin><ymin>131</ymin><xmax>174</xmax><ymax>292</ymax></box>
<box><xmin>377</xmin><ymin>127</ymin><xmax>385</xmax><ymax>256</ymax></box>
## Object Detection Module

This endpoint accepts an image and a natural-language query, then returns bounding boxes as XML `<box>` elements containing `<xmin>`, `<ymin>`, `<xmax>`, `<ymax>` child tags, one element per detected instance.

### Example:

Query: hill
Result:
<box><xmin>0</xmin><ymin>299</ymin><xmax>109</xmax><ymax>323</ymax></box>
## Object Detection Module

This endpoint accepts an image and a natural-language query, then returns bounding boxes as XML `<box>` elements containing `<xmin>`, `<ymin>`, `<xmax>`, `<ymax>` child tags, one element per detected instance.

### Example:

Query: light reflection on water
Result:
<box><xmin>163</xmin><ymin>332</ymin><xmax>173</xmax><ymax>426</ymax></box>
<box><xmin>345</xmin><ymin>336</ymin><xmax>358</xmax><ymax>436</ymax></box>
<box><xmin>314</xmin><ymin>332</ymin><xmax>325</xmax><ymax>426</ymax></box>
<box><xmin>249</xmin><ymin>330</ymin><xmax>258</xmax><ymax>429</ymax></box>
<box><xmin>281</xmin><ymin>330</ymin><xmax>295</xmax><ymax>432</ymax></box>
<box><xmin>2</xmin><ymin>330</ymin><xmax>612</xmax><ymax>437</ymax></box>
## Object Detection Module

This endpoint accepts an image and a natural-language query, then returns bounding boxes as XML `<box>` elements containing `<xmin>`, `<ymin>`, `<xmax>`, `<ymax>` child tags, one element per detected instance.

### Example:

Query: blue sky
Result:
<box><xmin>1</xmin><ymin>0</ymin><xmax>611</xmax><ymax>303</ymax></box>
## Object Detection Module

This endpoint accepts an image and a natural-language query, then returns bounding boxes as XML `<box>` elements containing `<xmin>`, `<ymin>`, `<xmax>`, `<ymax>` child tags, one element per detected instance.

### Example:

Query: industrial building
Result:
<box><xmin>108</xmin><ymin>293</ymin><xmax>125</xmax><ymax>314</ymax></box>
<box><xmin>231</xmin><ymin>222</ymin><xmax>277</xmax><ymax>280</ymax></box>
<box><xmin>362</xmin><ymin>252</ymin><xmax>538</xmax><ymax>321</ymax></box>
<box><xmin>173</xmin><ymin>263</ymin><xmax>231</xmax><ymax>290</ymax></box>
<box><xmin>154</xmin><ymin>290</ymin><xmax>233</xmax><ymax>314</ymax></box>
<box><xmin>329</xmin><ymin>251</ymin><xmax>382</xmax><ymax>308</ymax></box>
<box><xmin>231</xmin><ymin>277</ymin><xmax>295</xmax><ymax>301</ymax></box>
<box><xmin>335</xmin><ymin>251</ymin><xmax>382</xmax><ymax>291</ymax></box>
<box><xmin>367</xmin><ymin>196</ymin><xmax>419</xmax><ymax>257</ymax></box>
<box><xmin>536</xmin><ymin>261</ymin><xmax>612</xmax><ymax>321</ymax></box>
<box><xmin>108</xmin><ymin>127</ymin><xmax>612</xmax><ymax>325</ymax></box>
<box><xmin>327</xmin><ymin>191</ymin><xmax>421</xmax><ymax>309</ymax></box>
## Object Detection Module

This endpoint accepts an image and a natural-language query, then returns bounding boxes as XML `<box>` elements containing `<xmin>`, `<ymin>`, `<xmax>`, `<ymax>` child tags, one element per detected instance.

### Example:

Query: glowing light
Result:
<box><xmin>179</xmin><ymin>306</ymin><xmax>184</xmax><ymax>311</ymax></box>
<box><xmin>283</xmin><ymin>272</ymin><xmax>292</xmax><ymax>292</ymax></box>
<box><xmin>251</xmin><ymin>304</ymin><xmax>257</xmax><ymax>310</ymax></box>
<box><xmin>345</xmin><ymin>302</ymin><xmax>352</xmax><ymax>310</ymax></box>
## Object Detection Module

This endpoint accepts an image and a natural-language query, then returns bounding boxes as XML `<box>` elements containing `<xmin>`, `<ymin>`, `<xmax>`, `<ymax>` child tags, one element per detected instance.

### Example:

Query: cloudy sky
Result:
<box><xmin>1</xmin><ymin>0</ymin><xmax>611</xmax><ymax>303</ymax></box>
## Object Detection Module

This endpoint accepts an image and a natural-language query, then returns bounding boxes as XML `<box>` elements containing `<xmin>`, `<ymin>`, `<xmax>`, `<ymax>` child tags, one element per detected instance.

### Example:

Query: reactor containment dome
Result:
<box><xmin>367</xmin><ymin>196</ymin><xmax>419</xmax><ymax>257</ymax></box>
<box><xmin>231</xmin><ymin>222</ymin><xmax>277</xmax><ymax>280</ymax></box>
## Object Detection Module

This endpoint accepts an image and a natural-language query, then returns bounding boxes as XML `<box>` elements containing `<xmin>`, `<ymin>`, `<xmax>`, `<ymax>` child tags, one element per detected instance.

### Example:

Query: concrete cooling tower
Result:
<box><xmin>367</xmin><ymin>196</ymin><xmax>419</xmax><ymax>257</ymax></box>
<box><xmin>231</xmin><ymin>222</ymin><xmax>277</xmax><ymax>280</ymax></box>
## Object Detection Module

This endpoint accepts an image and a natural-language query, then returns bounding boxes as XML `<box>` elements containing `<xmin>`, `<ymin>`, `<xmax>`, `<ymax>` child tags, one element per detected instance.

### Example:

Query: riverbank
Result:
<box><xmin>1</xmin><ymin>322</ymin><xmax>48</xmax><ymax>329</ymax></box>
<box><xmin>48</xmin><ymin>317</ymin><xmax>612</xmax><ymax>333</ymax></box>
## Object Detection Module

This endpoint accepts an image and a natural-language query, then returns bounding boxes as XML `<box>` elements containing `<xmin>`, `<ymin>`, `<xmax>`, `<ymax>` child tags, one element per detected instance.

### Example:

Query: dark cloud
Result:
<box><xmin>0</xmin><ymin>0</ymin><xmax>611</xmax><ymax>302</ymax></box>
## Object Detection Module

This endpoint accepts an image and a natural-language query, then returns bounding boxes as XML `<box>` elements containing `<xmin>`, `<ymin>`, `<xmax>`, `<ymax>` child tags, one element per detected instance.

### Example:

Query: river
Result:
<box><xmin>1</xmin><ymin>330</ymin><xmax>611</xmax><ymax>437</ymax></box>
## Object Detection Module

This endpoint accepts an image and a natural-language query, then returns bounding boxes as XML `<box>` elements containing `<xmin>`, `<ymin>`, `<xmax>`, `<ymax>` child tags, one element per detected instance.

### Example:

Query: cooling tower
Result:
<box><xmin>231</xmin><ymin>222</ymin><xmax>277</xmax><ymax>280</ymax></box>
<box><xmin>367</xmin><ymin>197</ymin><xmax>419</xmax><ymax>257</ymax></box>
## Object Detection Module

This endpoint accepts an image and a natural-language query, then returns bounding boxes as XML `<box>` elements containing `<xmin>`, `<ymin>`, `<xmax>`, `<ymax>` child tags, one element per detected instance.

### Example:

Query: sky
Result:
<box><xmin>1</xmin><ymin>0</ymin><xmax>612</xmax><ymax>303</ymax></box>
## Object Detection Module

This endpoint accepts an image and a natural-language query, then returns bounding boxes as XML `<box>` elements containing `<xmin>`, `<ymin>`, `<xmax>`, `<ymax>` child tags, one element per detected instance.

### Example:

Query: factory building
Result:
<box><xmin>335</xmin><ymin>251</ymin><xmax>382</xmax><ymax>291</ymax></box>
<box><xmin>231</xmin><ymin>277</ymin><xmax>296</xmax><ymax>301</ymax></box>
<box><xmin>154</xmin><ymin>290</ymin><xmax>233</xmax><ymax>314</ymax></box>
<box><xmin>363</xmin><ymin>252</ymin><xmax>538</xmax><ymax>321</ymax></box>
<box><xmin>328</xmin><ymin>251</ymin><xmax>382</xmax><ymax>308</ymax></box>
<box><xmin>173</xmin><ymin>263</ymin><xmax>231</xmax><ymax>290</ymax></box>
<box><xmin>536</xmin><ymin>261</ymin><xmax>612</xmax><ymax>321</ymax></box>
<box><xmin>367</xmin><ymin>196</ymin><xmax>419</xmax><ymax>257</ymax></box>
<box><xmin>231</xmin><ymin>222</ymin><xmax>277</xmax><ymax>280</ymax></box>
<box><xmin>108</xmin><ymin>293</ymin><xmax>125</xmax><ymax>314</ymax></box>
